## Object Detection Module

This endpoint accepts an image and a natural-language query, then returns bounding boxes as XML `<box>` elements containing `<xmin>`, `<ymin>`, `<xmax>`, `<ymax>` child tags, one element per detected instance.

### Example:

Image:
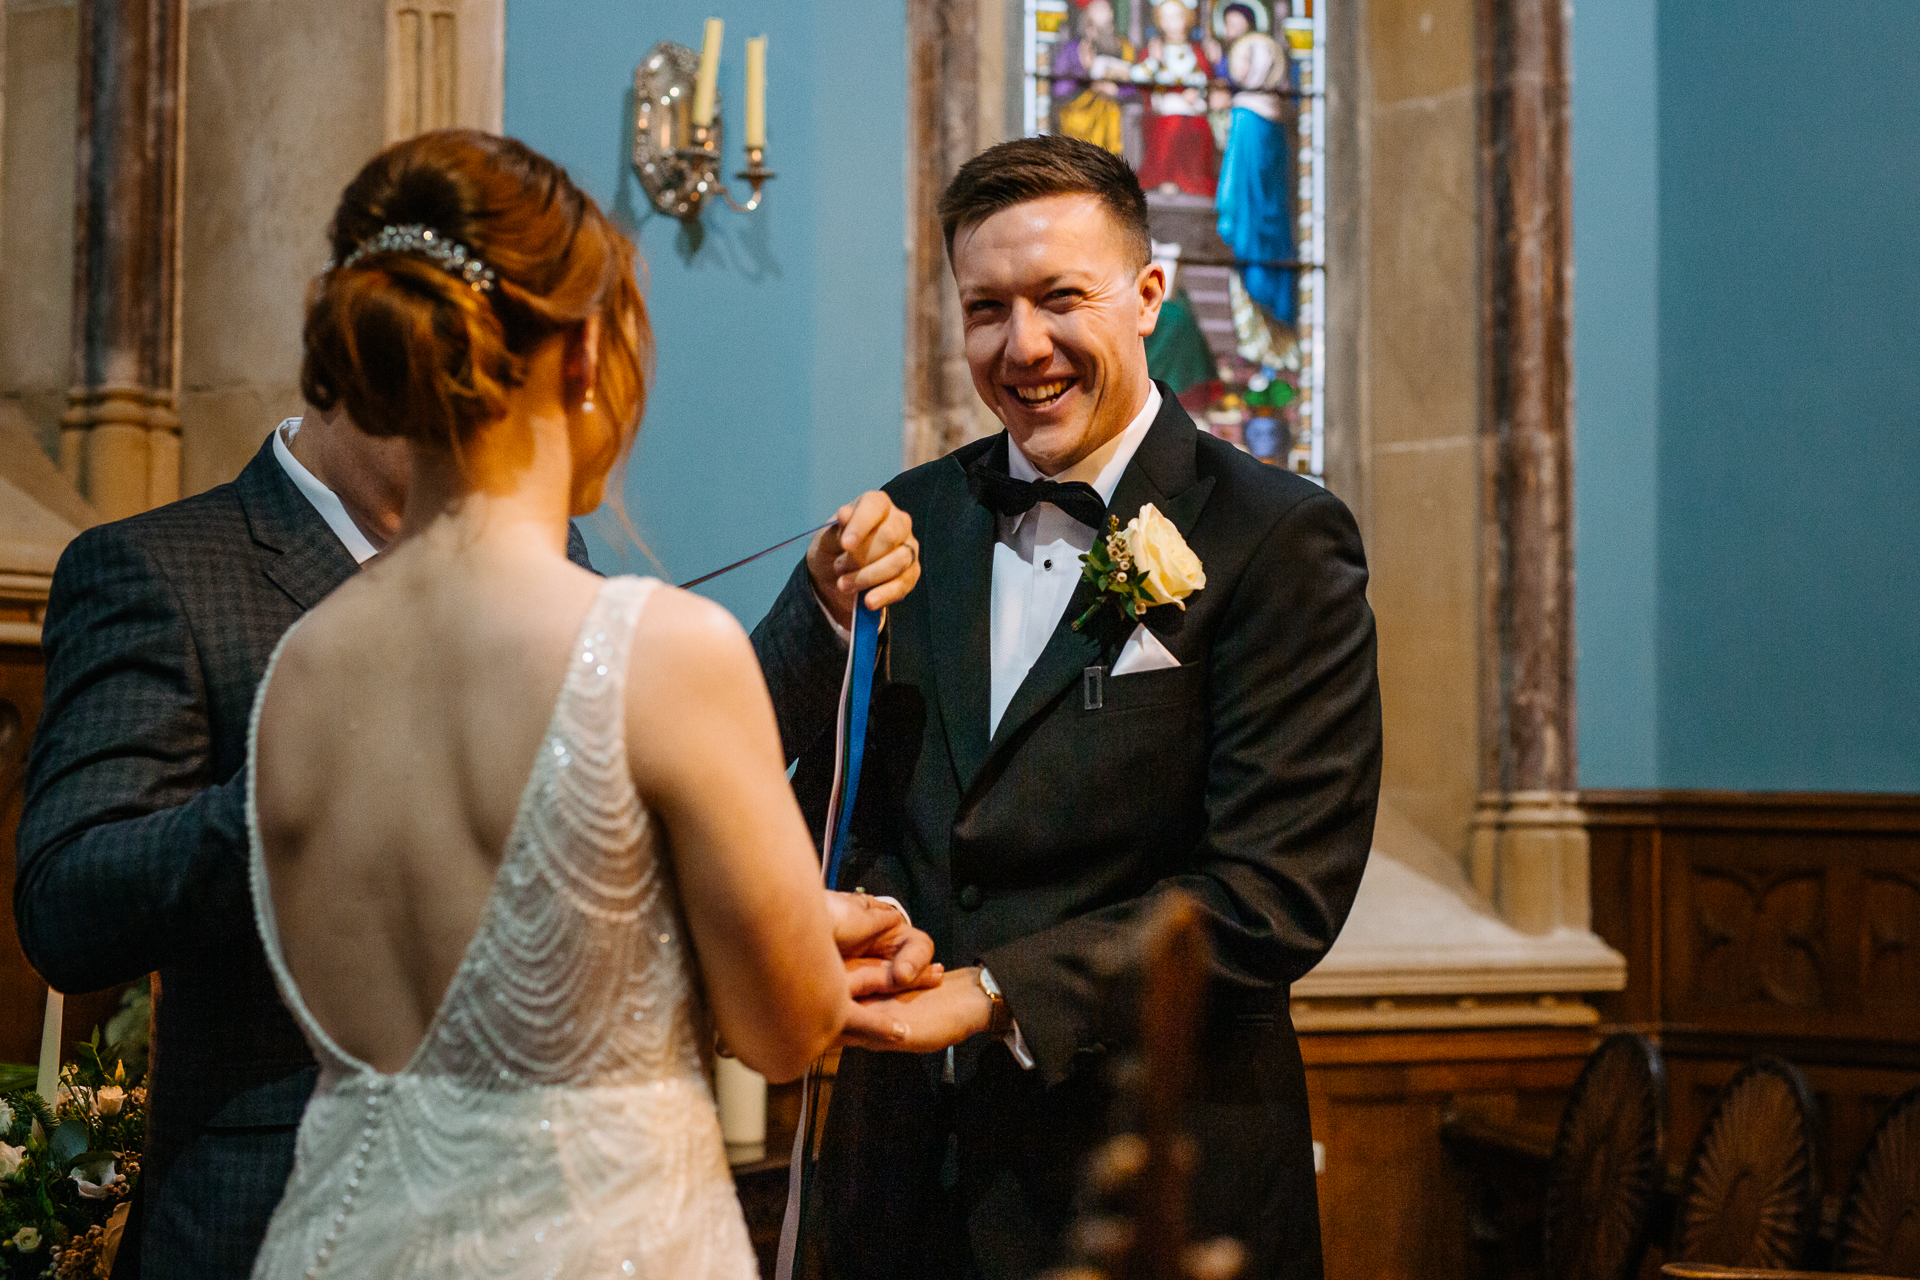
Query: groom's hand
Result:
<box><xmin>826</xmin><ymin>890</ymin><xmax>941</xmax><ymax>998</ymax></box>
<box><xmin>808</xmin><ymin>491</ymin><xmax>919</xmax><ymax>628</ymax></box>
<box><xmin>839</xmin><ymin>966</ymin><xmax>995</xmax><ymax>1054</ymax></box>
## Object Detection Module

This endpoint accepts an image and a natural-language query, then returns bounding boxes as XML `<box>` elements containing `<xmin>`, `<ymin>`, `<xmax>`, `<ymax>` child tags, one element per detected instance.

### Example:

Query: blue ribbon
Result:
<box><xmin>824</xmin><ymin>596</ymin><xmax>881</xmax><ymax>891</ymax></box>
<box><xmin>778</xmin><ymin>593</ymin><xmax>883</xmax><ymax>1280</ymax></box>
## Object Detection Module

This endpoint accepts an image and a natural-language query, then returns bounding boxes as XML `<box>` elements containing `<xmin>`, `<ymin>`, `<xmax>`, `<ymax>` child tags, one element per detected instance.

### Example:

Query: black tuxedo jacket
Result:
<box><xmin>751</xmin><ymin>389</ymin><xmax>1381</xmax><ymax>1280</ymax></box>
<box><xmin>16</xmin><ymin>435</ymin><xmax>592</xmax><ymax>1278</ymax></box>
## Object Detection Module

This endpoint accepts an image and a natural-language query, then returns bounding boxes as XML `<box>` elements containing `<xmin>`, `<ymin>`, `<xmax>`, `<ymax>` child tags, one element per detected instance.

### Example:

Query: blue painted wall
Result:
<box><xmin>505</xmin><ymin>0</ymin><xmax>906</xmax><ymax>624</ymax></box>
<box><xmin>1573</xmin><ymin>0</ymin><xmax>1920</xmax><ymax>791</ymax></box>
<box><xmin>1570</xmin><ymin>0</ymin><xmax>1661</xmax><ymax>788</ymax></box>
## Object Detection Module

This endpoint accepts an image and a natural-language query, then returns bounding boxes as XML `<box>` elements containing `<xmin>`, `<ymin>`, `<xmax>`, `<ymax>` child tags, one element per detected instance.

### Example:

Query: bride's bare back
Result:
<box><xmin>253</xmin><ymin>521</ymin><xmax>848</xmax><ymax>1084</ymax></box>
<box><xmin>252</xmin><ymin>538</ymin><xmax>604</xmax><ymax>1073</ymax></box>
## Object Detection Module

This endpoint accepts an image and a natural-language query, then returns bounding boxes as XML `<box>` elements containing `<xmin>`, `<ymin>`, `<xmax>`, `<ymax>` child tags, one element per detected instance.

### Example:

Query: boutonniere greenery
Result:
<box><xmin>1073</xmin><ymin>502</ymin><xmax>1207</xmax><ymax>632</ymax></box>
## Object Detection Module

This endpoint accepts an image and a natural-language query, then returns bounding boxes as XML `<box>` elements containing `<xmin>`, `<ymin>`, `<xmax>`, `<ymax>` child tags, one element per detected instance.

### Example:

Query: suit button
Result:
<box><xmin>957</xmin><ymin>884</ymin><xmax>984</xmax><ymax>911</ymax></box>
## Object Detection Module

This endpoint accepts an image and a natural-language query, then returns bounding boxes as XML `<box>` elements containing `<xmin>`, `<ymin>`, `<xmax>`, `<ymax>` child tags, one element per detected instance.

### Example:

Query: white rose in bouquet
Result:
<box><xmin>95</xmin><ymin>1085</ymin><xmax>126</xmax><ymax>1117</ymax></box>
<box><xmin>0</xmin><ymin>1141</ymin><xmax>24</xmax><ymax>1179</ymax></box>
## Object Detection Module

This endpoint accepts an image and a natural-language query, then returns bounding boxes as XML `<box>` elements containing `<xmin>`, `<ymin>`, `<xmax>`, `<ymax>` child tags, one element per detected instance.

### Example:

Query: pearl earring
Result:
<box><xmin>581</xmin><ymin>388</ymin><xmax>596</xmax><ymax>416</ymax></box>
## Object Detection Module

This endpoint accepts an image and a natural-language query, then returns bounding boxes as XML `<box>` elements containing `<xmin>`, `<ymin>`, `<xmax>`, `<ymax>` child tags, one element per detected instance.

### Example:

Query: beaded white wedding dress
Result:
<box><xmin>245</xmin><ymin>577</ymin><xmax>759</xmax><ymax>1280</ymax></box>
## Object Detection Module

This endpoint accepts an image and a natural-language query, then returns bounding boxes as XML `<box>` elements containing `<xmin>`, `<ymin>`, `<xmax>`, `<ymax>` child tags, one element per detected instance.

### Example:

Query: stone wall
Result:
<box><xmin>0</xmin><ymin>0</ymin><xmax>505</xmax><ymax>500</ymax></box>
<box><xmin>1346</xmin><ymin>0</ymin><xmax>1483</xmax><ymax>868</ymax></box>
<box><xmin>1</xmin><ymin>0</ymin><xmax>80</xmax><ymax>460</ymax></box>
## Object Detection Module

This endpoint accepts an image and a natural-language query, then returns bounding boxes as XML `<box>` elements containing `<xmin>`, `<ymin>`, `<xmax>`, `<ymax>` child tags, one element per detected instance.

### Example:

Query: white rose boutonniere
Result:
<box><xmin>1074</xmin><ymin>503</ymin><xmax>1206</xmax><ymax>632</ymax></box>
<box><xmin>1123</xmin><ymin>502</ymin><xmax>1207</xmax><ymax>608</ymax></box>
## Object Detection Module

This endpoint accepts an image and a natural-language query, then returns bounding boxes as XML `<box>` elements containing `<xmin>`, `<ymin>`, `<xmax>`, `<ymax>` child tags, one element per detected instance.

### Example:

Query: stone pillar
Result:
<box><xmin>904</xmin><ymin>0</ymin><xmax>991</xmax><ymax>468</ymax></box>
<box><xmin>61</xmin><ymin>0</ymin><xmax>187</xmax><ymax>521</ymax></box>
<box><xmin>1470</xmin><ymin>0</ymin><xmax>1585</xmax><ymax>934</ymax></box>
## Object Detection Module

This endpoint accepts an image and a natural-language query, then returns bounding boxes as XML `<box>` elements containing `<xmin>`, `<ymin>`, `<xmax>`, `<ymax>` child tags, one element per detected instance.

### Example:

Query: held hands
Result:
<box><xmin>826</xmin><ymin>890</ymin><xmax>945</xmax><ymax>1049</ymax></box>
<box><xmin>807</xmin><ymin>492</ymin><xmax>920</xmax><ymax>628</ymax></box>
<box><xmin>824</xmin><ymin>892</ymin><xmax>996</xmax><ymax>1053</ymax></box>
<box><xmin>840</xmin><ymin>966</ymin><xmax>996</xmax><ymax>1054</ymax></box>
<box><xmin>826</xmin><ymin>890</ymin><xmax>940</xmax><ymax>997</ymax></box>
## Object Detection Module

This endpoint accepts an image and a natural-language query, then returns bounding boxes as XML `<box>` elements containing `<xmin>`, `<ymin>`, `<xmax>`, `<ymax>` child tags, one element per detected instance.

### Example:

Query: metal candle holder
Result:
<box><xmin>632</xmin><ymin>41</ymin><xmax>775</xmax><ymax>223</ymax></box>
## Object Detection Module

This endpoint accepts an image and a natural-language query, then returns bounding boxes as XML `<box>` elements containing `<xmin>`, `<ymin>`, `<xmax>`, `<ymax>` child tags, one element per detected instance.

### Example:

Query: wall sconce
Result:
<box><xmin>632</xmin><ymin>20</ymin><xmax>773</xmax><ymax>223</ymax></box>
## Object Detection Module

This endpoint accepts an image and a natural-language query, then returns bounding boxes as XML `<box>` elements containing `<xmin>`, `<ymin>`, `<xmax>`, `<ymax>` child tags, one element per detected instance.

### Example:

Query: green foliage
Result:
<box><xmin>45</xmin><ymin>1124</ymin><xmax>86</xmax><ymax>1174</ymax></box>
<box><xmin>100</xmin><ymin>984</ymin><xmax>150</xmax><ymax>1084</ymax></box>
<box><xmin>1073</xmin><ymin>516</ymin><xmax>1160</xmax><ymax>633</ymax></box>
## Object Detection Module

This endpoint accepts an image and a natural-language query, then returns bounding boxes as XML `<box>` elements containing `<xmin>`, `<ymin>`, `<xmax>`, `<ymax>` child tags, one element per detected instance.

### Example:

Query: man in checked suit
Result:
<box><xmin>14</xmin><ymin>408</ymin><xmax>594</xmax><ymax>1277</ymax></box>
<box><xmin>753</xmin><ymin>136</ymin><xmax>1381</xmax><ymax>1279</ymax></box>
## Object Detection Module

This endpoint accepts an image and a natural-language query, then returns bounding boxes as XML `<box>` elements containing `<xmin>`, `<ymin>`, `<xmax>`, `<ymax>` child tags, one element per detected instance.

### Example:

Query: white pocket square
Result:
<box><xmin>1110</xmin><ymin>624</ymin><xmax>1180</xmax><ymax>676</ymax></box>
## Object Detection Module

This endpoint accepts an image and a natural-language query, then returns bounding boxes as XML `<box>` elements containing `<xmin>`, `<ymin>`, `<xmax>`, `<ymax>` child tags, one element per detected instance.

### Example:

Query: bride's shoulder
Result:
<box><xmin>621</xmin><ymin>579</ymin><xmax>759</xmax><ymax>688</ymax></box>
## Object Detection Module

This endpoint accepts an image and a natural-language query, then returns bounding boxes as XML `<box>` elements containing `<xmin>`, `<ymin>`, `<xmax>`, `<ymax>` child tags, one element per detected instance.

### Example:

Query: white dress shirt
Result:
<box><xmin>989</xmin><ymin>383</ymin><xmax>1162</xmax><ymax>735</ymax></box>
<box><xmin>271</xmin><ymin>417</ymin><xmax>379</xmax><ymax>564</ymax></box>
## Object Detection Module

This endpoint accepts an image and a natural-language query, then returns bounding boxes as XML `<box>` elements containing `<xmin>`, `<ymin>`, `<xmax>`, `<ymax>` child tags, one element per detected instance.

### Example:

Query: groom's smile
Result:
<box><xmin>1010</xmin><ymin>378</ymin><xmax>1074</xmax><ymax>407</ymax></box>
<box><xmin>953</xmin><ymin>192</ymin><xmax>1166</xmax><ymax>476</ymax></box>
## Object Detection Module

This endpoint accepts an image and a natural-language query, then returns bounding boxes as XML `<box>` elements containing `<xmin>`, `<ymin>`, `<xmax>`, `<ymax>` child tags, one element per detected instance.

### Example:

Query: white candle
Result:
<box><xmin>715</xmin><ymin>1055</ymin><xmax>767</xmax><ymax>1148</ymax></box>
<box><xmin>744</xmin><ymin>36</ymin><xmax>767</xmax><ymax>149</ymax></box>
<box><xmin>36</xmin><ymin>988</ymin><xmax>64</xmax><ymax>1104</ymax></box>
<box><xmin>692</xmin><ymin>17</ymin><xmax>724</xmax><ymax>129</ymax></box>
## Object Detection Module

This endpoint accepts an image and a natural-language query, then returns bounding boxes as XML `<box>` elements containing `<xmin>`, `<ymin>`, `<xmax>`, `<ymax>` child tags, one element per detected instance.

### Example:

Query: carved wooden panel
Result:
<box><xmin>1591</xmin><ymin>792</ymin><xmax>1920</xmax><ymax>1042</ymax></box>
<box><xmin>1862</xmin><ymin>869</ymin><xmax>1920</xmax><ymax>1011</ymax></box>
<box><xmin>1599</xmin><ymin>796</ymin><xmax>1920</xmax><ymax>1043</ymax></box>
<box><xmin>1688</xmin><ymin>862</ymin><xmax>1826</xmax><ymax>1010</ymax></box>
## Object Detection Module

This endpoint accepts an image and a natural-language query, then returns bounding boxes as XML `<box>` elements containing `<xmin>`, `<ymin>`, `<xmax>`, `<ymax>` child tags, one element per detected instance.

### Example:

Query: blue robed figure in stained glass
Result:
<box><xmin>1214</xmin><ymin>2</ymin><xmax>1296</xmax><ymax>323</ymax></box>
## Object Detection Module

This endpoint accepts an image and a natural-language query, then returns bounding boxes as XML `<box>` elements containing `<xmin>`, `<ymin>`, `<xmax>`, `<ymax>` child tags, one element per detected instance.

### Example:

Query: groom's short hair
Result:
<box><xmin>939</xmin><ymin>135</ymin><xmax>1151</xmax><ymax>270</ymax></box>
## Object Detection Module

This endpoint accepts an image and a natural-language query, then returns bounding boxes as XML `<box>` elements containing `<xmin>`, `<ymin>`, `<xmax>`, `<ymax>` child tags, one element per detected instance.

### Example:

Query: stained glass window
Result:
<box><xmin>1021</xmin><ymin>0</ymin><xmax>1326</xmax><ymax>481</ymax></box>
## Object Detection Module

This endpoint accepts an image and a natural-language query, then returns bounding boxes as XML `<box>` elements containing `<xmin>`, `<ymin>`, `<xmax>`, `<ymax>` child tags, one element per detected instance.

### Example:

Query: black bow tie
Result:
<box><xmin>966</xmin><ymin>456</ymin><xmax>1110</xmax><ymax>531</ymax></box>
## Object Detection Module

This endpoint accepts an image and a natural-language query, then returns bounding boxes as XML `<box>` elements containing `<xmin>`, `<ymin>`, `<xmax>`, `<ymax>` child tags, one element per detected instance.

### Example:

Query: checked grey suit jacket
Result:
<box><xmin>16</xmin><ymin>434</ymin><xmax>593</xmax><ymax>1278</ymax></box>
<box><xmin>751</xmin><ymin>388</ymin><xmax>1381</xmax><ymax>1280</ymax></box>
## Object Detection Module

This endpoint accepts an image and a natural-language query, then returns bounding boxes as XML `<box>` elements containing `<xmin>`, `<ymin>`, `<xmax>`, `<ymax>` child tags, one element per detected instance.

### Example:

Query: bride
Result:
<box><xmin>245</xmin><ymin>130</ymin><xmax>932</xmax><ymax>1278</ymax></box>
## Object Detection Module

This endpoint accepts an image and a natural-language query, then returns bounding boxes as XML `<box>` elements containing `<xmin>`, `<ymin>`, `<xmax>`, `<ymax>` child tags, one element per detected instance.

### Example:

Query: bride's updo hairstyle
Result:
<box><xmin>302</xmin><ymin>129</ymin><xmax>650</xmax><ymax>482</ymax></box>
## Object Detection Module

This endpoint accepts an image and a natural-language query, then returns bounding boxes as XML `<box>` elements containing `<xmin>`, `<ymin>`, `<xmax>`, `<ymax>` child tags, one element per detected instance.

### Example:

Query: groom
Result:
<box><xmin>753</xmin><ymin>135</ymin><xmax>1381</xmax><ymax>1279</ymax></box>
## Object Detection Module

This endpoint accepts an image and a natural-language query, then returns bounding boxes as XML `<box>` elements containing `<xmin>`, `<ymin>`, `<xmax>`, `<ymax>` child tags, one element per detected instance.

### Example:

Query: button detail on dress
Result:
<box><xmin>957</xmin><ymin>884</ymin><xmax>984</xmax><ymax>911</ymax></box>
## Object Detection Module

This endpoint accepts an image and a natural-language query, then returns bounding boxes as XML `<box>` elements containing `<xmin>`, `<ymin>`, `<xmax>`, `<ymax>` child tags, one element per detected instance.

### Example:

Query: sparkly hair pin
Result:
<box><xmin>328</xmin><ymin>224</ymin><xmax>497</xmax><ymax>292</ymax></box>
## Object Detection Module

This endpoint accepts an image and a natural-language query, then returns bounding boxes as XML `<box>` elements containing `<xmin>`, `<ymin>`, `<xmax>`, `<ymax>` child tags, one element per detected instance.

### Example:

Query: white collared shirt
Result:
<box><xmin>271</xmin><ymin>417</ymin><xmax>379</xmax><ymax>565</ymax></box>
<box><xmin>988</xmin><ymin>383</ymin><xmax>1162</xmax><ymax>736</ymax></box>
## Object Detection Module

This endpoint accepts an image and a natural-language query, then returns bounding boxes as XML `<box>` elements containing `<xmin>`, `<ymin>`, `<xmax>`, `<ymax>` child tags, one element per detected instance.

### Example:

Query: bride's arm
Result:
<box><xmin>624</xmin><ymin>587</ymin><xmax>858</xmax><ymax>1083</ymax></box>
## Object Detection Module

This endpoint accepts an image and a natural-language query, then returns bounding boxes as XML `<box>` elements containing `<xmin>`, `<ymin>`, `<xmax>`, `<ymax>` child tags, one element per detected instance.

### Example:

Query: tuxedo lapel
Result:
<box><xmin>925</xmin><ymin>439</ymin><xmax>999</xmax><ymax>796</ymax></box>
<box><xmin>982</xmin><ymin>388</ymin><xmax>1215</xmax><ymax>762</ymax></box>
<box><xmin>234</xmin><ymin>437</ymin><xmax>360</xmax><ymax>611</ymax></box>
<box><xmin>1105</xmin><ymin>384</ymin><xmax>1211</xmax><ymax>541</ymax></box>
